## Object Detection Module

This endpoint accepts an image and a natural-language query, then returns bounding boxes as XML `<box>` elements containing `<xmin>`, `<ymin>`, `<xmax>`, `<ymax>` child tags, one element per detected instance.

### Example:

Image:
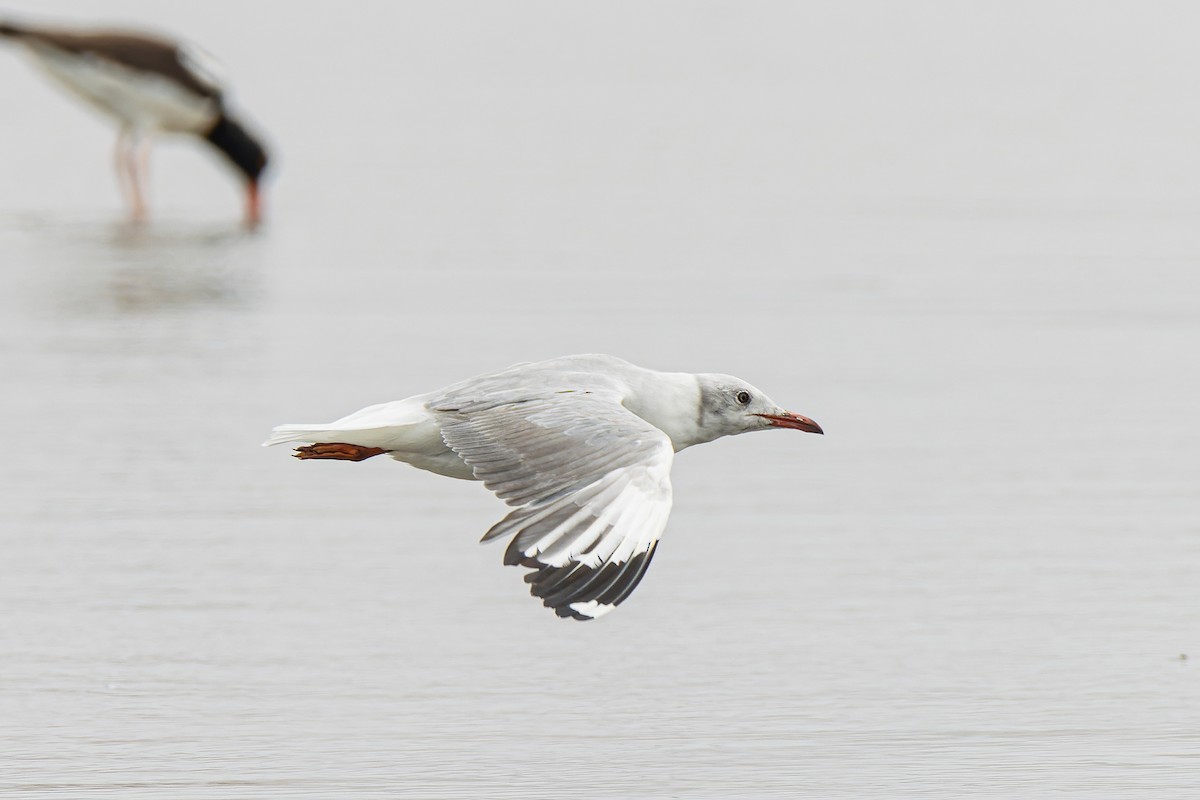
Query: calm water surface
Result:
<box><xmin>1</xmin><ymin>2</ymin><xmax>1197</xmax><ymax>797</ymax></box>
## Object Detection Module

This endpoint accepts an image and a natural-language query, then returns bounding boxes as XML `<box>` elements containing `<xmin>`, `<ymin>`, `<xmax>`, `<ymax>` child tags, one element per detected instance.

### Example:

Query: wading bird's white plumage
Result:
<box><xmin>265</xmin><ymin>354</ymin><xmax>823</xmax><ymax>621</ymax></box>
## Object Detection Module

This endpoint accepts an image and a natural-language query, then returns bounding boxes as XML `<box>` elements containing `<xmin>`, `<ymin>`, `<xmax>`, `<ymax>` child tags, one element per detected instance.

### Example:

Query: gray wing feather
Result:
<box><xmin>429</xmin><ymin>354</ymin><xmax>631</xmax><ymax>414</ymax></box>
<box><xmin>439</xmin><ymin>395</ymin><xmax>665</xmax><ymax>507</ymax></box>
<box><xmin>437</xmin><ymin>392</ymin><xmax>674</xmax><ymax>620</ymax></box>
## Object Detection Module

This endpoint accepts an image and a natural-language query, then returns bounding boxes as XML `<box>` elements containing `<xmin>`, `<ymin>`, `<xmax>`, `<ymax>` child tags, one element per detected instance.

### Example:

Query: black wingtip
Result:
<box><xmin>514</xmin><ymin>543</ymin><xmax>659</xmax><ymax>621</ymax></box>
<box><xmin>554</xmin><ymin>605</ymin><xmax>594</xmax><ymax>621</ymax></box>
<box><xmin>0</xmin><ymin>21</ymin><xmax>23</xmax><ymax>37</ymax></box>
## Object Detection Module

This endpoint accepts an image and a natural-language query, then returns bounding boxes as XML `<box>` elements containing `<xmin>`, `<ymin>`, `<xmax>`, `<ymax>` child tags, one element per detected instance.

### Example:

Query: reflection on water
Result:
<box><xmin>2</xmin><ymin>212</ymin><xmax>264</xmax><ymax>317</ymax></box>
<box><xmin>100</xmin><ymin>225</ymin><xmax>262</xmax><ymax>313</ymax></box>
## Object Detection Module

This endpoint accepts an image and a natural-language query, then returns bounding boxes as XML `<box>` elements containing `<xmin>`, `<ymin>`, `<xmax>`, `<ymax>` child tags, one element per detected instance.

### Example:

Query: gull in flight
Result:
<box><xmin>265</xmin><ymin>355</ymin><xmax>823</xmax><ymax>620</ymax></box>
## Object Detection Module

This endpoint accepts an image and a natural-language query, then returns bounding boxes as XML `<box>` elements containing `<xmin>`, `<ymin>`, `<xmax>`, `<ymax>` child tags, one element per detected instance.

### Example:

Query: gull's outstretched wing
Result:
<box><xmin>436</xmin><ymin>392</ymin><xmax>673</xmax><ymax>620</ymax></box>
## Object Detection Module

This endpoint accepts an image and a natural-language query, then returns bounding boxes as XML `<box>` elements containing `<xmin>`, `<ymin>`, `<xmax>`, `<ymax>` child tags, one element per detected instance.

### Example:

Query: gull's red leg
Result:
<box><xmin>293</xmin><ymin>443</ymin><xmax>387</xmax><ymax>462</ymax></box>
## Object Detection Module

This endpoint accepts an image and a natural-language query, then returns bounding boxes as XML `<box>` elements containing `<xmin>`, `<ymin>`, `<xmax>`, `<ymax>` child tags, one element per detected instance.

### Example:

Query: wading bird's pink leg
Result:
<box><xmin>126</xmin><ymin>133</ymin><xmax>151</xmax><ymax>223</ymax></box>
<box><xmin>114</xmin><ymin>129</ymin><xmax>148</xmax><ymax>224</ymax></box>
<box><xmin>113</xmin><ymin>129</ymin><xmax>135</xmax><ymax>213</ymax></box>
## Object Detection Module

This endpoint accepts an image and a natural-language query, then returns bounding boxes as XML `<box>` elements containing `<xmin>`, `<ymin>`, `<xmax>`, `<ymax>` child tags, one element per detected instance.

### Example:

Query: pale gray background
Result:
<box><xmin>1</xmin><ymin>2</ymin><xmax>1197</xmax><ymax>798</ymax></box>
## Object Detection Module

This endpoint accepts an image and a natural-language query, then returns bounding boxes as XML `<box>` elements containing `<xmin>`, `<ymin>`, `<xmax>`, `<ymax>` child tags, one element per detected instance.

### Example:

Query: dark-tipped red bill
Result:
<box><xmin>756</xmin><ymin>412</ymin><xmax>824</xmax><ymax>434</ymax></box>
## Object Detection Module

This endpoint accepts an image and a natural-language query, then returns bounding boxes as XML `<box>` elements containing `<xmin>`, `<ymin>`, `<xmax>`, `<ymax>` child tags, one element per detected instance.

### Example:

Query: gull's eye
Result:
<box><xmin>736</xmin><ymin>390</ymin><xmax>751</xmax><ymax>405</ymax></box>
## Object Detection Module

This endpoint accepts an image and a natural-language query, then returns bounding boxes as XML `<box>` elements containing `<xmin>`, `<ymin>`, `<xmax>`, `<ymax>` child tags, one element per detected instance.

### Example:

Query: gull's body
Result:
<box><xmin>0</xmin><ymin>18</ymin><xmax>269</xmax><ymax>224</ymax></box>
<box><xmin>266</xmin><ymin>355</ymin><xmax>823</xmax><ymax>620</ymax></box>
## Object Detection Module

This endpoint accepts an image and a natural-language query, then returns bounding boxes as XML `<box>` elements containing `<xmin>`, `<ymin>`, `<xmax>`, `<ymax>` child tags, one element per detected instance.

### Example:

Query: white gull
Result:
<box><xmin>264</xmin><ymin>354</ymin><xmax>823</xmax><ymax>621</ymax></box>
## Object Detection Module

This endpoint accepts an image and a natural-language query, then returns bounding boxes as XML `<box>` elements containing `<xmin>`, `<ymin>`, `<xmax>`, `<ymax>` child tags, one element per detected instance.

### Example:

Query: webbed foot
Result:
<box><xmin>293</xmin><ymin>443</ymin><xmax>387</xmax><ymax>461</ymax></box>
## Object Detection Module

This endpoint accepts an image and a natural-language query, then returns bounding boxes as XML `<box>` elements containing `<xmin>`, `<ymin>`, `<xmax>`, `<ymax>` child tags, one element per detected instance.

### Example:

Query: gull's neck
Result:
<box><xmin>620</xmin><ymin>370</ymin><xmax>706</xmax><ymax>452</ymax></box>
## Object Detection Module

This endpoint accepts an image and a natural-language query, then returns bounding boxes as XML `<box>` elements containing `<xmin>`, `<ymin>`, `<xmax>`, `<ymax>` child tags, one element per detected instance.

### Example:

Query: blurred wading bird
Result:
<box><xmin>265</xmin><ymin>355</ymin><xmax>824</xmax><ymax>621</ymax></box>
<box><xmin>0</xmin><ymin>18</ymin><xmax>269</xmax><ymax>225</ymax></box>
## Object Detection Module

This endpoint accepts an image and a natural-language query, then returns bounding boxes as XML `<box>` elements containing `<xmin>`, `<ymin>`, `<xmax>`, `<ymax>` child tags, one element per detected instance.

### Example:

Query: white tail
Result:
<box><xmin>263</xmin><ymin>396</ymin><xmax>437</xmax><ymax>450</ymax></box>
<box><xmin>262</xmin><ymin>425</ymin><xmax>338</xmax><ymax>447</ymax></box>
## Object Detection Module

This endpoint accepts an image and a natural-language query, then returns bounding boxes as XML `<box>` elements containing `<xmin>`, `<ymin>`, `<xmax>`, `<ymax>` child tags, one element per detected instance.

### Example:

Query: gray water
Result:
<box><xmin>1</xmin><ymin>2</ymin><xmax>1198</xmax><ymax>797</ymax></box>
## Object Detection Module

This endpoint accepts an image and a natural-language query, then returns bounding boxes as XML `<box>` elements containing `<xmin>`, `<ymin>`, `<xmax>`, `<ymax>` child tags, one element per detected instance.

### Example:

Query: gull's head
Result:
<box><xmin>694</xmin><ymin>374</ymin><xmax>824</xmax><ymax>444</ymax></box>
